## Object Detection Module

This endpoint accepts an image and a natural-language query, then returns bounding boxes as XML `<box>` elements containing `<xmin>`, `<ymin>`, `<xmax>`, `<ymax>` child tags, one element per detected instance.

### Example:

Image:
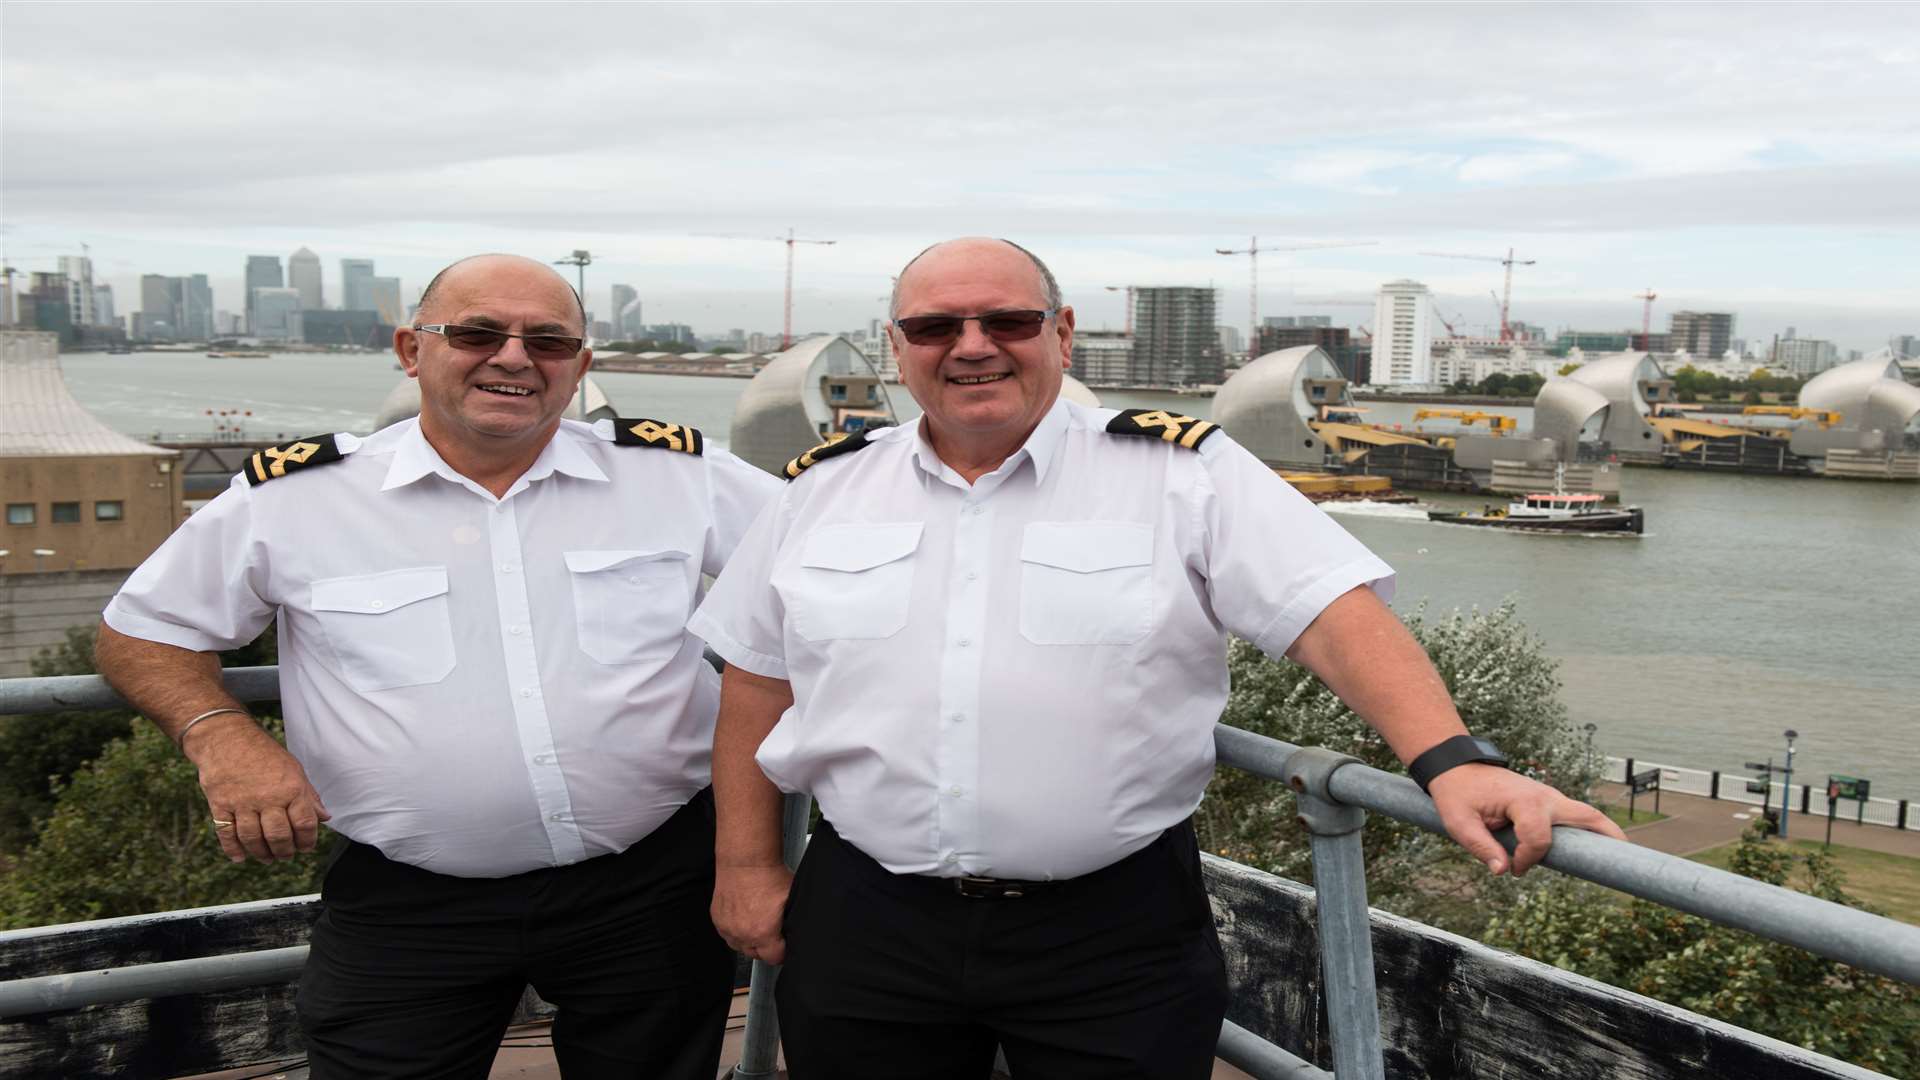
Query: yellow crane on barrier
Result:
<box><xmin>1411</xmin><ymin>408</ymin><xmax>1517</xmax><ymax>434</ymax></box>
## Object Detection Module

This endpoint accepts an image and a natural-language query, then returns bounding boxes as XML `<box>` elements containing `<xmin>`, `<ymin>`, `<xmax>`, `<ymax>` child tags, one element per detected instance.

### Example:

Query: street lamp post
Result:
<box><xmin>554</xmin><ymin>249</ymin><xmax>592</xmax><ymax>419</ymax></box>
<box><xmin>1779</xmin><ymin>729</ymin><xmax>1799</xmax><ymax>838</ymax></box>
<box><xmin>1582</xmin><ymin>723</ymin><xmax>1598</xmax><ymax>799</ymax></box>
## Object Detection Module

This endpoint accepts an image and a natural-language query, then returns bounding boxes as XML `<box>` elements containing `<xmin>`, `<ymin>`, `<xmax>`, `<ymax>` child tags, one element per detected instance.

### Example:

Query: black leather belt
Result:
<box><xmin>951</xmin><ymin>875</ymin><xmax>1054</xmax><ymax>899</ymax></box>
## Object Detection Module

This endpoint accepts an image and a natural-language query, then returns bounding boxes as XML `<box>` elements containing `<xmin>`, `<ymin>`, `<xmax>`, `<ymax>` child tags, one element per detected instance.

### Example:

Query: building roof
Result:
<box><xmin>0</xmin><ymin>332</ymin><xmax>172</xmax><ymax>457</ymax></box>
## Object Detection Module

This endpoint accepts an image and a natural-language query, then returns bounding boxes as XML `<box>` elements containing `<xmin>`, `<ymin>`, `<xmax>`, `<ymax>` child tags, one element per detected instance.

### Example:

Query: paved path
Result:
<box><xmin>1593</xmin><ymin>783</ymin><xmax>1920</xmax><ymax>859</ymax></box>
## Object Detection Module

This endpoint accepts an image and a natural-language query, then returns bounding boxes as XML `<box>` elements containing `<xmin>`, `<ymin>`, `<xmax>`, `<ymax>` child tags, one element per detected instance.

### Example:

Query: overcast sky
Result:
<box><xmin>4</xmin><ymin>2</ymin><xmax>1916</xmax><ymax>350</ymax></box>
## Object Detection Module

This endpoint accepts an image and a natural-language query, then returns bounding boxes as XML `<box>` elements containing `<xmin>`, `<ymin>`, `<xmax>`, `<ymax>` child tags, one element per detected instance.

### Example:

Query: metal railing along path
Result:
<box><xmin>3</xmin><ymin>669</ymin><xmax>1919</xmax><ymax>1079</ymax></box>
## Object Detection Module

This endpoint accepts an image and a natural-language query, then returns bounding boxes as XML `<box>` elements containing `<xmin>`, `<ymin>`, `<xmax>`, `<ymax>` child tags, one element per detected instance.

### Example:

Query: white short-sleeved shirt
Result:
<box><xmin>106</xmin><ymin>417</ymin><xmax>780</xmax><ymax>878</ymax></box>
<box><xmin>688</xmin><ymin>399</ymin><xmax>1394</xmax><ymax>880</ymax></box>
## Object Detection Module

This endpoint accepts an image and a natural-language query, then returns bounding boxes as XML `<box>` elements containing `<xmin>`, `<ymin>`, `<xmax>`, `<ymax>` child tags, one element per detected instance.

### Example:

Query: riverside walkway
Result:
<box><xmin>1595</xmin><ymin>781</ymin><xmax>1920</xmax><ymax>859</ymax></box>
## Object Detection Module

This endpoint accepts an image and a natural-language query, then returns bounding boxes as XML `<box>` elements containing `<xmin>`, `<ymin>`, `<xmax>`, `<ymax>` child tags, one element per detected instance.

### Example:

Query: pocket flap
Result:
<box><xmin>800</xmin><ymin>523</ymin><xmax>924</xmax><ymax>573</ymax></box>
<box><xmin>563</xmin><ymin>549</ymin><xmax>692</xmax><ymax>574</ymax></box>
<box><xmin>1020</xmin><ymin>522</ymin><xmax>1153</xmax><ymax>574</ymax></box>
<box><xmin>311</xmin><ymin>567</ymin><xmax>449</xmax><ymax>615</ymax></box>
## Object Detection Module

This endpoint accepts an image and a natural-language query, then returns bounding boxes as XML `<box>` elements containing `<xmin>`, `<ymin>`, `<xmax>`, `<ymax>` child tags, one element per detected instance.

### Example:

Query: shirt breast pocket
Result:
<box><xmin>564</xmin><ymin>549</ymin><xmax>694</xmax><ymax>665</ymax></box>
<box><xmin>786</xmin><ymin>523</ymin><xmax>922</xmax><ymax>642</ymax></box>
<box><xmin>1018</xmin><ymin>522</ymin><xmax>1155</xmax><ymax>646</ymax></box>
<box><xmin>309</xmin><ymin>567</ymin><xmax>456</xmax><ymax>691</ymax></box>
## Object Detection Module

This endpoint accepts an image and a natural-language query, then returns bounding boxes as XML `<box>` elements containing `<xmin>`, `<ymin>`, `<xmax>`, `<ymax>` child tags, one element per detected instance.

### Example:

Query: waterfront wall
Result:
<box><xmin>1603</xmin><ymin>755</ymin><xmax>1915</xmax><ymax>832</ymax></box>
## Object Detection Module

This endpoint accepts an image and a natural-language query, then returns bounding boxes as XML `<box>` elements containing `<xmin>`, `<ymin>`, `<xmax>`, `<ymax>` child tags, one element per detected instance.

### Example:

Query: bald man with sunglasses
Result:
<box><xmin>97</xmin><ymin>254</ymin><xmax>780</xmax><ymax>1079</ymax></box>
<box><xmin>691</xmin><ymin>237</ymin><xmax>1624</xmax><ymax>1078</ymax></box>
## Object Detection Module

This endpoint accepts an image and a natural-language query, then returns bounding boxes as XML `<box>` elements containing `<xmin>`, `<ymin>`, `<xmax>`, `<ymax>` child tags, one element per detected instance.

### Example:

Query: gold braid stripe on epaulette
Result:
<box><xmin>1105</xmin><ymin>408</ymin><xmax>1221</xmax><ymax>449</ymax></box>
<box><xmin>783</xmin><ymin>431</ymin><xmax>870</xmax><ymax>480</ymax></box>
<box><xmin>612</xmin><ymin>418</ymin><xmax>705</xmax><ymax>455</ymax></box>
<box><xmin>244</xmin><ymin>434</ymin><xmax>344</xmax><ymax>486</ymax></box>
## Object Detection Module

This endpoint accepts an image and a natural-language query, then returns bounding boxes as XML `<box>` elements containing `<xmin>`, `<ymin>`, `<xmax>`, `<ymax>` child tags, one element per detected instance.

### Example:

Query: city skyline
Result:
<box><xmin>3</xmin><ymin>5</ymin><xmax>1916</xmax><ymax>351</ymax></box>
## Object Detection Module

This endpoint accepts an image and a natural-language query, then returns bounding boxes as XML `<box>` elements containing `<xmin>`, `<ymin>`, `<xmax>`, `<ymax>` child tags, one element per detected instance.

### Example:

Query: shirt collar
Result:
<box><xmin>910</xmin><ymin>397</ymin><xmax>1072</xmax><ymax>487</ymax></box>
<box><xmin>381</xmin><ymin>418</ymin><xmax>608</xmax><ymax>494</ymax></box>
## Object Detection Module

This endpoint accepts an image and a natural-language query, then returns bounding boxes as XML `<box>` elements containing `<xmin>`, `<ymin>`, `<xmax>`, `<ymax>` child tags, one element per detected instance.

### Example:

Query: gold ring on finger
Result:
<box><xmin>212</xmin><ymin>819</ymin><xmax>236</xmax><ymax>829</ymax></box>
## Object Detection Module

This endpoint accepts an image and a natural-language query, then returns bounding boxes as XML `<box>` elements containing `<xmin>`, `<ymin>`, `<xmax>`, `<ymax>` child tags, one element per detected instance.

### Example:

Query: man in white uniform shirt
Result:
<box><xmin>690</xmin><ymin>237</ymin><xmax>1625</xmax><ymax>1078</ymax></box>
<box><xmin>96</xmin><ymin>254</ymin><xmax>780</xmax><ymax>1079</ymax></box>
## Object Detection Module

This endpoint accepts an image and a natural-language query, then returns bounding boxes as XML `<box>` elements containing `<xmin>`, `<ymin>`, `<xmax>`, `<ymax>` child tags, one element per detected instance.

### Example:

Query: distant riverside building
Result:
<box><xmin>1258</xmin><ymin>323</ymin><xmax>1366</xmax><ymax>383</ymax></box>
<box><xmin>1218</xmin><ymin>325</ymin><xmax>1243</xmax><ymax>360</ymax></box>
<box><xmin>1775</xmin><ymin>336</ymin><xmax>1838</xmax><ymax>376</ymax></box>
<box><xmin>1629</xmin><ymin>331</ymin><xmax>1674</xmax><ymax>353</ymax></box>
<box><xmin>57</xmin><ymin>255</ymin><xmax>98</xmax><ymax>327</ymax></box>
<box><xmin>244</xmin><ymin>256</ymin><xmax>283</xmax><ymax>334</ymax></box>
<box><xmin>301</xmin><ymin>310</ymin><xmax>393</xmax><ymax>347</ymax></box>
<box><xmin>611</xmin><ymin>284</ymin><xmax>642</xmax><ymax>338</ymax></box>
<box><xmin>1070</xmin><ymin>330</ymin><xmax>1133</xmax><ymax>385</ymax></box>
<box><xmin>1891</xmin><ymin>334</ymin><xmax>1919</xmax><ymax>360</ymax></box>
<box><xmin>0</xmin><ymin>330</ymin><xmax>184</xmax><ymax>674</ymax></box>
<box><xmin>289</xmin><ymin>247</ymin><xmax>324</xmax><ymax>309</ymax></box>
<box><xmin>366</xmin><ymin>276</ymin><xmax>403</xmax><ymax>325</ymax></box>
<box><xmin>1553</xmin><ymin>330</ymin><xmax>1632</xmax><ymax>356</ymax></box>
<box><xmin>648</xmin><ymin>323</ymin><xmax>696</xmax><ymax>346</ymax></box>
<box><xmin>1370</xmin><ymin>279</ymin><xmax>1434</xmax><ymax>385</ymax></box>
<box><xmin>250</xmin><ymin>287</ymin><xmax>304</xmax><ymax>342</ymax></box>
<box><xmin>341</xmin><ymin>258</ymin><xmax>376</xmax><ymax>312</ymax></box>
<box><xmin>1506</xmin><ymin>320</ymin><xmax>1549</xmax><ymax>343</ymax></box>
<box><xmin>20</xmin><ymin>273</ymin><xmax>75</xmax><ymax>346</ymax></box>
<box><xmin>93</xmin><ymin>284</ymin><xmax>116</xmax><ymax>328</ymax></box>
<box><xmin>1670</xmin><ymin>311</ymin><xmax>1734</xmax><ymax>361</ymax></box>
<box><xmin>1264</xmin><ymin>315</ymin><xmax>1331</xmax><ymax>329</ymax></box>
<box><xmin>1132</xmin><ymin>286</ymin><xmax>1221</xmax><ymax>385</ymax></box>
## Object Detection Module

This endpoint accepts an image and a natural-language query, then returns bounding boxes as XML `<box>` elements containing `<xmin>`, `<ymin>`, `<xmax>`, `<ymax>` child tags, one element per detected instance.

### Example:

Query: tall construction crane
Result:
<box><xmin>1103</xmin><ymin>285</ymin><xmax>1135</xmax><ymax>335</ymax></box>
<box><xmin>1213</xmin><ymin>238</ymin><xmax>1374</xmax><ymax>361</ymax></box>
<box><xmin>771</xmin><ymin>228</ymin><xmax>836</xmax><ymax>350</ymax></box>
<box><xmin>1634</xmin><ymin>288</ymin><xmax>1658</xmax><ymax>346</ymax></box>
<box><xmin>1421</xmin><ymin>248</ymin><xmax>1536</xmax><ymax>342</ymax></box>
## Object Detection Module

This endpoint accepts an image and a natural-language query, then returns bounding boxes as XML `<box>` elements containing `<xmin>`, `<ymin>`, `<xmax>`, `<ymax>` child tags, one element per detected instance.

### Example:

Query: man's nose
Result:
<box><xmin>952</xmin><ymin>317</ymin><xmax>998</xmax><ymax>358</ymax></box>
<box><xmin>488</xmin><ymin>336</ymin><xmax>534</xmax><ymax>369</ymax></box>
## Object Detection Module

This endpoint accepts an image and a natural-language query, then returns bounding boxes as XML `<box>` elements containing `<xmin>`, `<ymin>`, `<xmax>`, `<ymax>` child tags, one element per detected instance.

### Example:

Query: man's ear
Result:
<box><xmin>394</xmin><ymin>327</ymin><xmax>421</xmax><ymax>378</ymax></box>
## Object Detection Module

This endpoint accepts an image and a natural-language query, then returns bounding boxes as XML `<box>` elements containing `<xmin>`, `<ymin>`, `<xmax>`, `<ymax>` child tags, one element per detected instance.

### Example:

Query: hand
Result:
<box><xmin>1427</xmin><ymin>763</ymin><xmax>1627</xmax><ymax>876</ymax></box>
<box><xmin>713</xmin><ymin>863</ymin><xmax>794</xmax><ymax>965</ymax></box>
<box><xmin>184</xmin><ymin>713</ymin><xmax>330</xmax><ymax>863</ymax></box>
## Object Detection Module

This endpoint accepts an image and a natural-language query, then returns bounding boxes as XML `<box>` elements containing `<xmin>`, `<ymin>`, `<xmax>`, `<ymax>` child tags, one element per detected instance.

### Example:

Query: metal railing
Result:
<box><xmin>4</xmin><ymin>669</ymin><xmax>1919</xmax><ymax>1080</ymax></box>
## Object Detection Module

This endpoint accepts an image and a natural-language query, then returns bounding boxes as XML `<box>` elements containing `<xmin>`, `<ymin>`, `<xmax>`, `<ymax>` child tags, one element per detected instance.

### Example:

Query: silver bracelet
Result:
<box><xmin>175</xmin><ymin>707</ymin><xmax>251</xmax><ymax>748</ymax></box>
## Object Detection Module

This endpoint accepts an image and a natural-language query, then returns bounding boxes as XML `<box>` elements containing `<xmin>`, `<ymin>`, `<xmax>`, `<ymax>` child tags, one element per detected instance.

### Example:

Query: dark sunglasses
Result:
<box><xmin>892</xmin><ymin>308</ymin><xmax>1055</xmax><ymax>346</ymax></box>
<box><xmin>414</xmin><ymin>323</ymin><xmax>585</xmax><ymax>360</ymax></box>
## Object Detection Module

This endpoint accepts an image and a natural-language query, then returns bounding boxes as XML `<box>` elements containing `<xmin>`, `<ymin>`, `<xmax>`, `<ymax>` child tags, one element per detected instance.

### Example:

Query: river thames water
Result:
<box><xmin>53</xmin><ymin>351</ymin><xmax>1920</xmax><ymax>798</ymax></box>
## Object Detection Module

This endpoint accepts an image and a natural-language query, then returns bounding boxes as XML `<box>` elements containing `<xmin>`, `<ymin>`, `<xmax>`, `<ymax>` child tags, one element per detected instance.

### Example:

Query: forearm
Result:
<box><xmin>95</xmin><ymin>621</ymin><xmax>253</xmax><ymax>750</ymax></box>
<box><xmin>1284</xmin><ymin>587</ymin><xmax>1469</xmax><ymax>765</ymax></box>
<box><xmin>712</xmin><ymin>664</ymin><xmax>794</xmax><ymax>868</ymax></box>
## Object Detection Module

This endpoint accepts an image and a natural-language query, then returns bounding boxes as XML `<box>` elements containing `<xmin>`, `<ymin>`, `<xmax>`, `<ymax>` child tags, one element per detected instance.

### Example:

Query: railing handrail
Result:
<box><xmin>2</xmin><ymin>666</ymin><xmax>1915</xmax><ymax>1080</ymax></box>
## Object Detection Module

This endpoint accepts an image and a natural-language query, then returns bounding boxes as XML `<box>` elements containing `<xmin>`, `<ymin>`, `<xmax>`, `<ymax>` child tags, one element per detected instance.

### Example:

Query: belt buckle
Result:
<box><xmin>954</xmin><ymin>875</ymin><xmax>1025</xmax><ymax>900</ymax></box>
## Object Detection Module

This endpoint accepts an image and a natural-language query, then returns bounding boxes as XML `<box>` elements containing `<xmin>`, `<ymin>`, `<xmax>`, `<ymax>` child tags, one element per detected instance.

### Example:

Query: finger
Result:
<box><xmin>290</xmin><ymin>798</ymin><xmax>322</xmax><ymax>853</ymax></box>
<box><xmin>1438</xmin><ymin>804</ymin><xmax>1509</xmax><ymax>876</ymax></box>
<box><xmin>259</xmin><ymin>806</ymin><xmax>299</xmax><ymax>860</ymax></box>
<box><xmin>209</xmin><ymin>808</ymin><xmax>246</xmax><ymax>862</ymax></box>
<box><xmin>1560</xmin><ymin>800</ymin><xmax>1628</xmax><ymax>842</ymax></box>
<box><xmin>234</xmin><ymin>811</ymin><xmax>274</xmax><ymax>862</ymax></box>
<box><xmin>1508</xmin><ymin>800</ymin><xmax>1556</xmax><ymax>876</ymax></box>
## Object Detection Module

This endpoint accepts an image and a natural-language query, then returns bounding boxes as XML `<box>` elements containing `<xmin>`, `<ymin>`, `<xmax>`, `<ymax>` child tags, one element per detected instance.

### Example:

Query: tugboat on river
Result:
<box><xmin>1428</xmin><ymin>490</ymin><xmax>1644</xmax><ymax>535</ymax></box>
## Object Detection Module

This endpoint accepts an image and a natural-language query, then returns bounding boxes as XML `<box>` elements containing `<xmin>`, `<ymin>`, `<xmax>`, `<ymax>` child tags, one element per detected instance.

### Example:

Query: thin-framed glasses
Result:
<box><xmin>413</xmin><ymin>323</ymin><xmax>585</xmax><ymax>360</ymax></box>
<box><xmin>892</xmin><ymin>309</ymin><xmax>1055</xmax><ymax>346</ymax></box>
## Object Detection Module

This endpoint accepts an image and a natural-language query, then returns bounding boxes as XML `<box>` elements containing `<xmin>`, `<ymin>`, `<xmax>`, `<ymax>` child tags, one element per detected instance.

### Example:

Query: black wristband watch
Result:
<box><xmin>1407</xmin><ymin>735</ymin><xmax>1509</xmax><ymax>793</ymax></box>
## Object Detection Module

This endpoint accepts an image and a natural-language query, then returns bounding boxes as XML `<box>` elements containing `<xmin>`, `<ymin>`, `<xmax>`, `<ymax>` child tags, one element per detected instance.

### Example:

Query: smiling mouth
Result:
<box><xmin>949</xmin><ymin>373</ymin><xmax>1010</xmax><ymax>385</ymax></box>
<box><xmin>478</xmin><ymin>384</ymin><xmax>536</xmax><ymax>397</ymax></box>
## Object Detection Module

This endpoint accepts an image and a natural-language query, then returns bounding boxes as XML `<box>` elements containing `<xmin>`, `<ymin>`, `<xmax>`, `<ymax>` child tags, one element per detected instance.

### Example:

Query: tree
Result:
<box><xmin>0</xmin><ymin>624</ymin><xmax>279</xmax><ymax>855</ymax></box>
<box><xmin>1484</xmin><ymin>821</ymin><xmax>1918</xmax><ymax>1075</ymax></box>
<box><xmin>1195</xmin><ymin>602</ymin><xmax>1598</xmax><ymax>936</ymax></box>
<box><xmin>0</xmin><ymin>716</ymin><xmax>332</xmax><ymax>928</ymax></box>
<box><xmin>1557</xmin><ymin>362</ymin><xmax>1583</xmax><ymax>376</ymax></box>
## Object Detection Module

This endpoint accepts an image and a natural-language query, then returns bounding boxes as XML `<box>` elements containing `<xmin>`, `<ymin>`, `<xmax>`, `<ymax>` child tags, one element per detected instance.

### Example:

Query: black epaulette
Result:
<box><xmin>1105</xmin><ymin>408</ymin><xmax>1222</xmax><ymax>450</ymax></box>
<box><xmin>783</xmin><ymin>431</ymin><xmax>873</xmax><ymax>480</ymax></box>
<box><xmin>244</xmin><ymin>434</ymin><xmax>346</xmax><ymax>486</ymax></box>
<box><xmin>612</xmin><ymin>418</ymin><xmax>705</xmax><ymax>455</ymax></box>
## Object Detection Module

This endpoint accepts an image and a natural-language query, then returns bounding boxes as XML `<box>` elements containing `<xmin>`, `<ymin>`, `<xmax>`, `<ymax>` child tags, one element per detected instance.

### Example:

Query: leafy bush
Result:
<box><xmin>1484</xmin><ymin>821</ymin><xmax>1918</xmax><ymax>1075</ymax></box>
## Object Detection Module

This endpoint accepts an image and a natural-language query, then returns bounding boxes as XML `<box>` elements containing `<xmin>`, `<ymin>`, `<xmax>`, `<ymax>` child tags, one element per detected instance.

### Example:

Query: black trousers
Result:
<box><xmin>295</xmin><ymin>789</ymin><xmax>733</xmax><ymax>1080</ymax></box>
<box><xmin>776</xmin><ymin>819</ymin><xmax>1229</xmax><ymax>1080</ymax></box>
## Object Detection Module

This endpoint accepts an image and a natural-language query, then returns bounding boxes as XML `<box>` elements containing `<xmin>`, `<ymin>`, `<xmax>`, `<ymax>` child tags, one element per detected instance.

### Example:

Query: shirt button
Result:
<box><xmin>950</xmin><ymin>713</ymin><xmax>965</xmax><ymax>724</ymax></box>
<box><xmin>500</xmin><ymin>563</ymin><xmax>516</xmax><ymax>573</ymax></box>
<box><xmin>509</xmin><ymin>626</ymin><xmax>525</xmax><ymax>636</ymax></box>
<box><xmin>965</xmin><ymin>571</ymin><xmax>978</xmax><ymax>582</ymax></box>
<box><xmin>520</xmin><ymin>687</ymin><xmax>536</xmax><ymax>698</ymax></box>
<box><xmin>532</xmin><ymin>753</ymin><xmax>552</xmax><ymax>765</ymax></box>
<box><xmin>627</xmin><ymin>576</ymin><xmax>641</xmax><ymax>584</ymax></box>
<box><xmin>957</xmin><ymin>638</ymin><xmax>971</xmax><ymax>648</ymax></box>
<box><xmin>971</xmin><ymin>506</ymin><xmax>985</xmax><ymax>516</ymax></box>
<box><xmin>948</xmin><ymin>786</ymin><xmax>963</xmax><ymax>797</ymax></box>
<box><xmin>943</xmin><ymin>853</ymin><xmax>959</xmax><ymax>865</ymax></box>
<box><xmin>369</xmin><ymin>600</ymin><xmax>385</xmax><ymax>610</ymax></box>
<box><xmin>549</xmin><ymin>812</ymin><xmax>571</xmax><ymax>823</ymax></box>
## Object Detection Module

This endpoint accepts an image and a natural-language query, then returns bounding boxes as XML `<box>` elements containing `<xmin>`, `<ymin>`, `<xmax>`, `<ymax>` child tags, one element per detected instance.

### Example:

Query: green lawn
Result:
<box><xmin>1601</xmin><ymin>803</ymin><xmax>1668</xmax><ymax>829</ymax></box>
<box><xmin>1687</xmin><ymin>839</ymin><xmax>1920</xmax><ymax>925</ymax></box>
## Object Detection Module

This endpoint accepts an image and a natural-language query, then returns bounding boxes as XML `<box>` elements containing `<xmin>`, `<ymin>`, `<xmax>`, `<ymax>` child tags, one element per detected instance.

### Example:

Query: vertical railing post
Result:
<box><xmin>1283</xmin><ymin>747</ymin><xmax>1386</xmax><ymax>1080</ymax></box>
<box><xmin>732</xmin><ymin>792</ymin><xmax>813</xmax><ymax>1079</ymax></box>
